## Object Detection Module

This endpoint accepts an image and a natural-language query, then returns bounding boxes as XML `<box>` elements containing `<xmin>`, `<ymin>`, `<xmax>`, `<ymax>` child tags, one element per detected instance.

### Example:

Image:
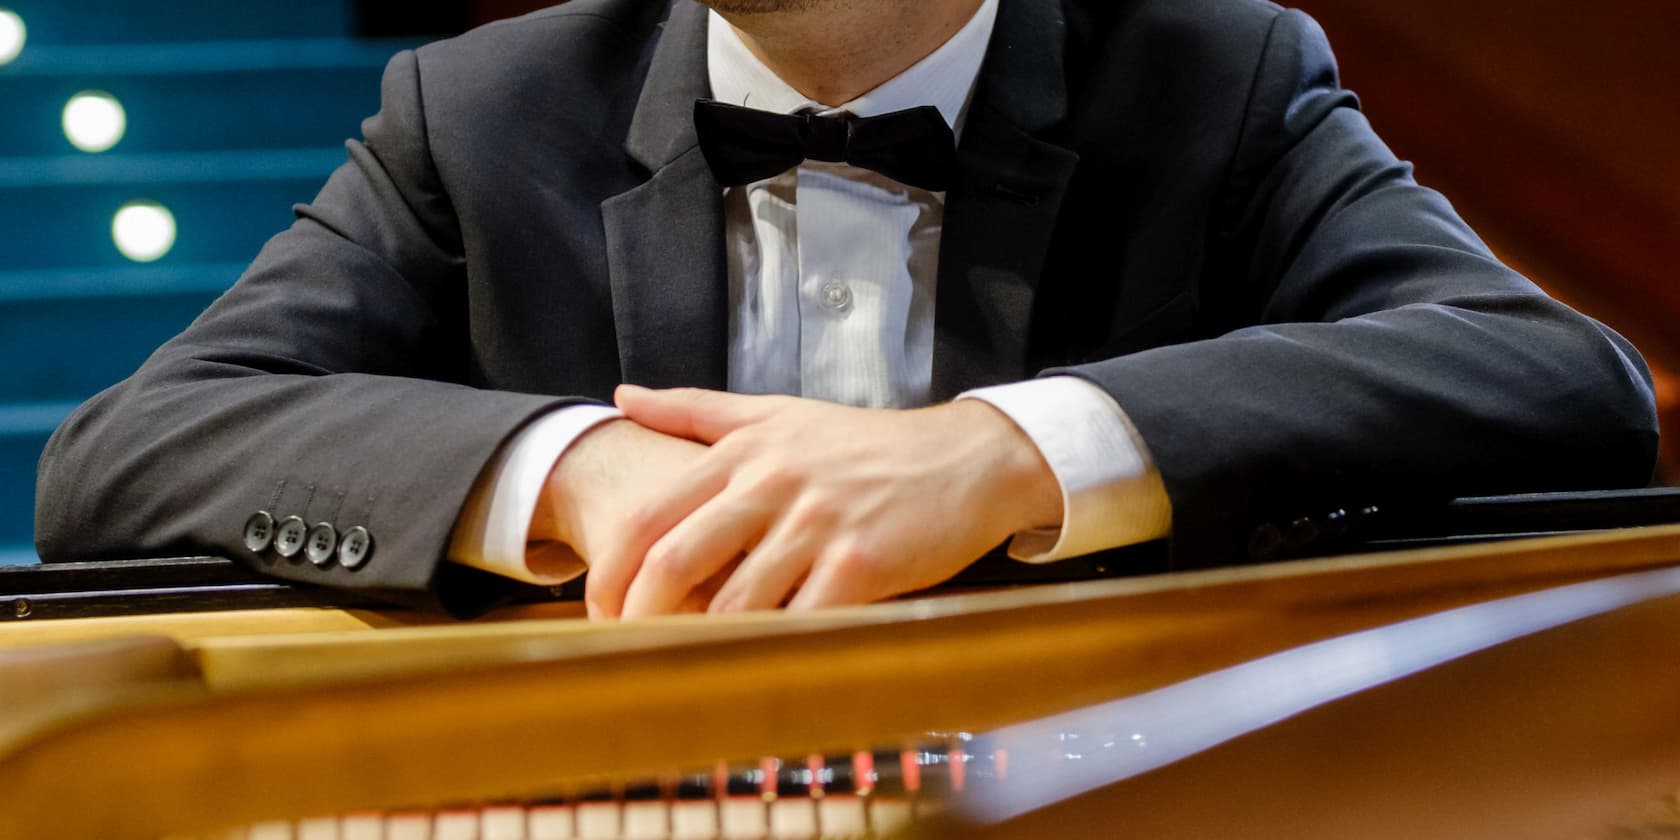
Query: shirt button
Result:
<box><xmin>820</xmin><ymin>281</ymin><xmax>852</xmax><ymax>312</ymax></box>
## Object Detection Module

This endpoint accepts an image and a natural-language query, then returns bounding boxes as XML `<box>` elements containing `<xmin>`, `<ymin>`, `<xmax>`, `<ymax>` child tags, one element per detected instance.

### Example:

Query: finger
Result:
<box><xmin>786</xmin><ymin>548</ymin><xmax>883</xmax><ymax>612</ymax></box>
<box><xmin>621</xmin><ymin>488</ymin><xmax>771</xmax><ymax>618</ymax></box>
<box><xmin>673</xmin><ymin>557</ymin><xmax>741</xmax><ymax>614</ymax></box>
<box><xmin>615</xmin><ymin>385</ymin><xmax>782</xmax><ymax>444</ymax></box>
<box><xmin>607</xmin><ymin>439</ymin><xmax>744</xmax><ymax>619</ymax></box>
<box><xmin>584</xmin><ymin>551</ymin><xmax>635</xmax><ymax>620</ymax></box>
<box><xmin>708</xmin><ymin>520</ymin><xmax>826</xmax><ymax>614</ymax></box>
<box><xmin>584</xmin><ymin>538</ymin><xmax>658</xmax><ymax>620</ymax></box>
<box><xmin>672</xmin><ymin>590</ymin><xmax>711</xmax><ymax>614</ymax></box>
<box><xmin>586</xmin><ymin>456</ymin><xmax>733</xmax><ymax>620</ymax></box>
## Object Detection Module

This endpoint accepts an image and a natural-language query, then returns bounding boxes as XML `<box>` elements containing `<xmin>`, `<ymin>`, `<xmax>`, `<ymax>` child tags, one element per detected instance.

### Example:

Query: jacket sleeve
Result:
<box><xmin>34</xmin><ymin>50</ymin><xmax>579</xmax><ymax>615</ymax></box>
<box><xmin>1056</xmin><ymin>10</ymin><xmax>1660</xmax><ymax>568</ymax></box>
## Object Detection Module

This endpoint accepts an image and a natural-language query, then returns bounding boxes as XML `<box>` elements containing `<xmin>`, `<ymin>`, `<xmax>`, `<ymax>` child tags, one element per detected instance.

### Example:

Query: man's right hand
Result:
<box><xmin>531</xmin><ymin>418</ymin><xmax>711</xmax><ymax>618</ymax></box>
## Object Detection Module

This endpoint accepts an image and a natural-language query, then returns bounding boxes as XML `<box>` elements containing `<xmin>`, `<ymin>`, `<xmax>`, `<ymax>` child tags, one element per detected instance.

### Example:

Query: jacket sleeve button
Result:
<box><xmin>338</xmin><ymin>526</ymin><xmax>374</xmax><ymax>570</ymax></box>
<box><xmin>1285</xmin><ymin>517</ymin><xmax>1319</xmax><ymax>551</ymax></box>
<box><xmin>1321</xmin><ymin>509</ymin><xmax>1350</xmax><ymax>538</ymax></box>
<box><xmin>242</xmin><ymin>511</ymin><xmax>276</xmax><ymax>553</ymax></box>
<box><xmin>305</xmin><ymin>523</ymin><xmax>339</xmax><ymax>566</ymax></box>
<box><xmin>273</xmin><ymin>516</ymin><xmax>308</xmax><ymax>559</ymax></box>
<box><xmin>1248</xmin><ymin>522</ymin><xmax>1284</xmax><ymax>562</ymax></box>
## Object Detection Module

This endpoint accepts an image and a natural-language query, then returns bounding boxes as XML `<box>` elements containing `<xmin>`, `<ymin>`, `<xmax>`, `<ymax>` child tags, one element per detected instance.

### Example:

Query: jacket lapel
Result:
<box><xmin>602</xmin><ymin>0</ymin><xmax>730</xmax><ymax>390</ymax></box>
<box><xmin>932</xmin><ymin>0</ymin><xmax>1081</xmax><ymax>400</ymax></box>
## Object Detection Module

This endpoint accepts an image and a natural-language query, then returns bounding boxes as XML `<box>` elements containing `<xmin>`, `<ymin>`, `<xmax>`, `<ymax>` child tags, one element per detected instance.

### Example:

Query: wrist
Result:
<box><xmin>946</xmin><ymin>400</ymin><xmax>1065</xmax><ymax>534</ymax></box>
<box><xmin>539</xmin><ymin>417</ymin><xmax>636</xmax><ymax>551</ymax></box>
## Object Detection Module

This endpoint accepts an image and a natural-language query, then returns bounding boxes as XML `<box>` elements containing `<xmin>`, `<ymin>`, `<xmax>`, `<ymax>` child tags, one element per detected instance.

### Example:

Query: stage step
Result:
<box><xmin>0</xmin><ymin>40</ymin><xmax>399</xmax><ymax>157</ymax></box>
<box><xmin>0</xmin><ymin>149</ymin><xmax>341</xmax><ymax>270</ymax></box>
<box><xmin>0</xmin><ymin>547</ymin><xmax>38</xmax><ymax>568</ymax></box>
<box><xmin>0</xmin><ymin>263</ymin><xmax>242</xmax><ymax>402</ymax></box>
<box><xmin>0</xmin><ymin>0</ymin><xmax>354</xmax><ymax>46</ymax></box>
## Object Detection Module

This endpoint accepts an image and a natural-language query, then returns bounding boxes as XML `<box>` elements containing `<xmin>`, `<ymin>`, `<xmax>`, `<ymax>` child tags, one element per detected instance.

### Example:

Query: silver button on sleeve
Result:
<box><xmin>273</xmin><ymin>516</ymin><xmax>308</xmax><ymax>559</ymax></box>
<box><xmin>337</xmin><ymin>526</ymin><xmax>373</xmax><ymax>570</ymax></box>
<box><xmin>304</xmin><ymin>523</ymin><xmax>339</xmax><ymax>566</ymax></box>
<box><xmin>242</xmin><ymin>511</ymin><xmax>276</xmax><ymax>553</ymax></box>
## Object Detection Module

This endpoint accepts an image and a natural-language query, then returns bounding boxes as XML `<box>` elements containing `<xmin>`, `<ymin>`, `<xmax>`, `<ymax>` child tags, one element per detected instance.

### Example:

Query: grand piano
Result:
<box><xmin>5</xmin><ymin>491</ymin><xmax>1680</xmax><ymax>839</ymax></box>
<box><xmin>6</xmin><ymin>0</ymin><xmax>1679</xmax><ymax>836</ymax></box>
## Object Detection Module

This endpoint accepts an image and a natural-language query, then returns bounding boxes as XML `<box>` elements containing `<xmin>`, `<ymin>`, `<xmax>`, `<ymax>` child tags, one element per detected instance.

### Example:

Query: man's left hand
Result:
<box><xmin>610</xmin><ymin>386</ymin><xmax>1064</xmax><ymax>617</ymax></box>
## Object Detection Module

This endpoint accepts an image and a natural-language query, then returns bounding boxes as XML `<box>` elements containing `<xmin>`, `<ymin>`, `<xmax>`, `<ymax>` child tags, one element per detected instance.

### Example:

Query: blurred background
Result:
<box><xmin>0</xmin><ymin>0</ymin><xmax>1673</xmax><ymax>568</ymax></box>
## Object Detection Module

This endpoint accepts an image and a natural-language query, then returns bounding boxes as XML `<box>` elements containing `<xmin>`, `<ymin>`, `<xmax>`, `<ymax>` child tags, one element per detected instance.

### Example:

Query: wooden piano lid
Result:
<box><xmin>1</xmin><ymin>525</ymin><xmax>1679</xmax><ymax>838</ymax></box>
<box><xmin>929</xmin><ymin>563</ymin><xmax>1680</xmax><ymax>839</ymax></box>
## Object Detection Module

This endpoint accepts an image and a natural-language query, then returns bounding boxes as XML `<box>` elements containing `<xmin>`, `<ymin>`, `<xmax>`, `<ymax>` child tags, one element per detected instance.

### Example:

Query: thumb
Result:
<box><xmin>614</xmin><ymin>385</ymin><xmax>779</xmax><ymax>443</ymax></box>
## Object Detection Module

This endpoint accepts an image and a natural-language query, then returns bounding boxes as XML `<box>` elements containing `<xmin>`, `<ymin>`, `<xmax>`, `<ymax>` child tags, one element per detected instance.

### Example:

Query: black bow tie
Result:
<box><xmin>693</xmin><ymin>99</ymin><xmax>958</xmax><ymax>192</ymax></box>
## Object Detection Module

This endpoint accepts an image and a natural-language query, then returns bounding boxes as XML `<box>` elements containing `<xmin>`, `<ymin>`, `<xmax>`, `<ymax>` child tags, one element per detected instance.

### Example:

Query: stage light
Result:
<box><xmin>63</xmin><ymin>92</ymin><xmax>127</xmax><ymax>153</ymax></box>
<box><xmin>112</xmin><ymin>202</ymin><xmax>177</xmax><ymax>263</ymax></box>
<box><xmin>0</xmin><ymin>9</ymin><xmax>25</xmax><ymax>66</ymax></box>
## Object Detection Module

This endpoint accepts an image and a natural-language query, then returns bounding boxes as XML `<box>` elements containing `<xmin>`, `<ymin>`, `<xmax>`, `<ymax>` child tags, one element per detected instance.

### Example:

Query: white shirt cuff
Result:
<box><xmin>959</xmin><ymin>377</ymin><xmax>1172</xmax><ymax>562</ymax></box>
<box><xmin>448</xmin><ymin>405</ymin><xmax>623</xmax><ymax>585</ymax></box>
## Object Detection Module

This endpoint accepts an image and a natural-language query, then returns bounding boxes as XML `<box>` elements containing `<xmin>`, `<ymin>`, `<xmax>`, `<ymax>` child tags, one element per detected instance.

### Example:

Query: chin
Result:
<box><xmin>696</xmin><ymin>0</ymin><xmax>828</xmax><ymax>14</ymax></box>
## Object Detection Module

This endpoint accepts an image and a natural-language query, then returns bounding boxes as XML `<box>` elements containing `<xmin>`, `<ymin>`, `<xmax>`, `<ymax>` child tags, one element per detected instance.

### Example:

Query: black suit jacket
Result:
<box><xmin>34</xmin><ymin>0</ymin><xmax>1660</xmax><ymax>615</ymax></box>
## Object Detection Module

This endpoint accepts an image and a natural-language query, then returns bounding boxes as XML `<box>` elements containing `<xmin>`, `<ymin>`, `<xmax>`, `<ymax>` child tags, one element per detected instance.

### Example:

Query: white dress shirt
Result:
<box><xmin>448</xmin><ymin>0</ymin><xmax>1171</xmax><ymax>585</ymax></box>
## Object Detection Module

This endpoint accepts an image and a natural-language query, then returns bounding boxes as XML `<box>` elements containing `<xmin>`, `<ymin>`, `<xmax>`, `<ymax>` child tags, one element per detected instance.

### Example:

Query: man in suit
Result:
<box><xmin>34</xmin><ymin>0</ymin><xmax>1660</xmax><ymax>618</ymax></box>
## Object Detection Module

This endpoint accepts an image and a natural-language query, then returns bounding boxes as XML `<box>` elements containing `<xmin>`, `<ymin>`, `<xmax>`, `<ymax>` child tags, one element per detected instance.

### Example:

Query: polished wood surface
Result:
<box><xmin>0</xmin><ymin>635</ymin><xmax>197</xmax><ymax>710</ymax></box>
<box><xmin>933</xmin><ymin>573</ymin><xmax>1680</xmax><ymax>840</ymax></box>
<box><xmin>0</xmin><ymin>600</ymin><xmax>585</xmax><ymax>651</ymax></box>
<box><xmin>3</xmin><ymin>526</ymin><xmax>1680</xmax><ymax>838</ymax></box>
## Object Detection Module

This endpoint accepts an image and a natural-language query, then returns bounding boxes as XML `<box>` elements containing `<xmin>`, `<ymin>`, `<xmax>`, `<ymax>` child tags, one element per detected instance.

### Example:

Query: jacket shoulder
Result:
<box><xmin>423</xmin><ymin>0</ymin><xmax>668</xmax><ymax>61</ymax></box>
<box><xmin>390</xmin><ymin>0</ymin><xmax>674</xmax><ymax>167</ymax></box>
<box><xmin>408</xmin><ymin>0</ymin><xmax>670</xmax><ymax>113</ymax></box>
<box><xmin>1067</xmin><ymin>0</ymin><xmax>1287</xmax><ymax>68</ymax></box>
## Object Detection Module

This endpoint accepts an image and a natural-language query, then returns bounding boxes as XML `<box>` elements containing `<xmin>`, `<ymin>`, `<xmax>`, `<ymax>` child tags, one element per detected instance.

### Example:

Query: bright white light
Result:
<box><xmin>63</xmin><ymin>91</ymin><xmax>127</xmax><ymax>153</ymax></box>
<box><xmin>0</xmin><ymin>10</ymin><xmax>26</xmax><ymax>66</ymax></box>
<box><xmin>112</xmin><ymin>202</ymin><xmax>177</xmax><ymax>263</ymax></box>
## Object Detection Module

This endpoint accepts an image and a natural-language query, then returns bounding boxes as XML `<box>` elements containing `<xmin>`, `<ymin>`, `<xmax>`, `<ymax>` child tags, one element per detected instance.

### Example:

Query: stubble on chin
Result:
<box><xmin>693</xmin><ymin>0</ymin><xmax>828</xmax><ymax>14</ymax></box>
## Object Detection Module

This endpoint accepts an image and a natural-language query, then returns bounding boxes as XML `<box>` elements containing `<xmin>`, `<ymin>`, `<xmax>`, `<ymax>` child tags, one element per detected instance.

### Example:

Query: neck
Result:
<box><xmin>714</xmin><ymin>0</ymin><xmax>985</xmax><ymax>106</ymax></box>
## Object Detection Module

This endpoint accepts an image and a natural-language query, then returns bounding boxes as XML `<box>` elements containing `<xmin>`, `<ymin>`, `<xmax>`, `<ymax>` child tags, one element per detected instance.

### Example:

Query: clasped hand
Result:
<box><xmin>539</xmin><ymin>386</ymin><xmax>1062</xmax><ymax>619</ymax></box>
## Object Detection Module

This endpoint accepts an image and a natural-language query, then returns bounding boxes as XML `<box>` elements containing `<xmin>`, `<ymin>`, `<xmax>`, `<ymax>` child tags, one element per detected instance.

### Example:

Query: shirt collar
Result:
<box><xmin>706</xmin><ymin>0</ymin><xmax>999</xmax><ymax>136</ymax></box>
